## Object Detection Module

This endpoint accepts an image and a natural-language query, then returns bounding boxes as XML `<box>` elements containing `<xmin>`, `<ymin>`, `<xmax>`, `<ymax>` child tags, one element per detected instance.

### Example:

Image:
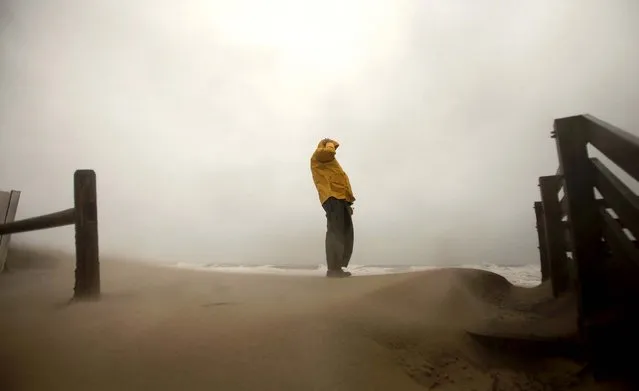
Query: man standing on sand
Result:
<box><xmin>310</xmin><ymin>138</ymin><xmax>355</xmax><ymax>278</ymax></box>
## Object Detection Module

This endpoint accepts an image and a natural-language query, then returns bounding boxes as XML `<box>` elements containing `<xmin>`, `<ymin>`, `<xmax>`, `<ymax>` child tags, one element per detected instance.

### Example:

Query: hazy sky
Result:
<box><xmin>1</xmin><ymin>0</ymin><xmax>638</xmax><ymax>266</ymax></box>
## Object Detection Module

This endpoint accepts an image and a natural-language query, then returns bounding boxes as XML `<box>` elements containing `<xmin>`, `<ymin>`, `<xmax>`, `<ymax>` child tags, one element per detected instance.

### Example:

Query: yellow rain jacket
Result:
<box><xmin>310</xmin><ymin>139</ymin><xmax>356</xmax><ymax>205</ymax></box>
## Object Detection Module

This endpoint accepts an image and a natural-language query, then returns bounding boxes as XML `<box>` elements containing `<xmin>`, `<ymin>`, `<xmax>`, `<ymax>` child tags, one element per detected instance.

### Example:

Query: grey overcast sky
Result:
<box><xmin>1</xmin><ymin>0</ymin><xmax>638</xmax><ymax>266</ymax></box>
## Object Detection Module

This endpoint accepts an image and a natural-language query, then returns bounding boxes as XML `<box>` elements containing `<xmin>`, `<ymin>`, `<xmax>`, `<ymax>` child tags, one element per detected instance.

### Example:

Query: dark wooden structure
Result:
<box><xmin>534</xmin><ymin>115</ymin><xmax>639</xmax><ymax>379</ymax></box>
<box><xmin>0</xmin><ymin>190</ymin><xmax>21</xmax><ymax>272</ymax></box>
<box><xmin>0</xmin><ymin>170</ymin><xmax>100</xmax><ymax>299</ymax></box>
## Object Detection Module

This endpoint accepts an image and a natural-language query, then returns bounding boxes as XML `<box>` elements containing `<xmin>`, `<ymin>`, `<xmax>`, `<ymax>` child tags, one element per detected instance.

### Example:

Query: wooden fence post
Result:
<box><xmin>0</xmin><ymin>190</ymin><xmax>20</xmax><ymax>273</ymax></box>
<box><xmin>539</xmin><ymin>176</ymin><xmax>569</xmax><ymax>296</ymax></box>
<box><xmin>73</xmin><ymin>170</ymin><xmax>100</xmax><ymax>299</ymax></box>
<box><xmin>533</xmin><ymin>201</ymin><xmax>550</xmax><ymax>281</ymax></box>
<box><xmin>554</xmin><ymin>116</ymin><xmax>604</xmax><ymax>346</ymax></box>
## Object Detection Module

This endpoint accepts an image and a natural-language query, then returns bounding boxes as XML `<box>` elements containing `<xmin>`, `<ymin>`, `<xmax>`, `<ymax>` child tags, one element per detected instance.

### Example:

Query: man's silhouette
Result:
<box><xmin>310</xmin><ymin>138</ymin><xmax>355</xmax><ymax>278</ymax></box>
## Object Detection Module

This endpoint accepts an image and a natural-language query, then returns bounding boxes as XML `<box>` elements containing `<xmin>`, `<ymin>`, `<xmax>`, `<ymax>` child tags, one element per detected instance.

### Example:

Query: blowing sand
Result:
<box><xmin>0</xmin><ymin>248</ymin><xmax>628</xmax><ymax>391</ymax></box>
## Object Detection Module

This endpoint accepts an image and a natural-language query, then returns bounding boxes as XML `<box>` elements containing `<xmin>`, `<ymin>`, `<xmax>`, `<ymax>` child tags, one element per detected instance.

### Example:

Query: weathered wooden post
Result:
<box><xmin>73</xmin><ymin>170</ymin><xmax>100</xmax><ymax>299</ymax></box>
<box><xmin>533</xmin><ymin>202</ymin><xmax>550</xmax><ymax>281</ymax></box>
<box><xmin>539</xmin><ymin>175</ymin><xmax>569</xmax><ymax>296</ymax></box>
<box><xmin>0</xmin><ymin>190</ymin><xmax>21</xmax><ymax>273</ymax></box>
<box><xmin>554</xmin><ymin>116</ymin><xmax>604</xmax><ymax>372</ymax></box>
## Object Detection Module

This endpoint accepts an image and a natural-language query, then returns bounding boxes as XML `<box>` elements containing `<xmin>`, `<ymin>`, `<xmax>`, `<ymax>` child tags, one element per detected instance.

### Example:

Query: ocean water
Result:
<box><xmin>172</xmin><ymin>262</ymin><xmax>542</xmax><ymax>287</ymax></box>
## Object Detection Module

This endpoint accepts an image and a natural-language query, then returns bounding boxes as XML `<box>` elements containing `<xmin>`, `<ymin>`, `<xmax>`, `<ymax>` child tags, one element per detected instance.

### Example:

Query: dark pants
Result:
<box><xmin>322</xmin><ymin>197</ymin><xmax>354</xmax><ymax>271</ymax></box>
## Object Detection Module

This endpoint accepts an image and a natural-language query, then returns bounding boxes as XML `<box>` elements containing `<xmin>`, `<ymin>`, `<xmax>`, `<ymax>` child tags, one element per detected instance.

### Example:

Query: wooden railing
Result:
<box><xmin>534</xmin><ymin>115</ymin><xmax>639</xmax><ymax>378</ymax></box>
<box><xmin>0</xmin><ymin>189</ymin><xmax>21</xmax><ymax>272</ymax></box>
<box><xmin>0</xmin><ymin>170</ymin><xmax>100</xmax><ymax>300</ymax></box>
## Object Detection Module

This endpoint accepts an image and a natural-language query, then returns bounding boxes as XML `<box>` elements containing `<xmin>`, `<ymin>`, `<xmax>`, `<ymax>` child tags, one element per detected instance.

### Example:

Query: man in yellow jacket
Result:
<box><xmin>310</xmin><ymin>138</ymin><xmax>356</xmax><ymax>278</ymax></box>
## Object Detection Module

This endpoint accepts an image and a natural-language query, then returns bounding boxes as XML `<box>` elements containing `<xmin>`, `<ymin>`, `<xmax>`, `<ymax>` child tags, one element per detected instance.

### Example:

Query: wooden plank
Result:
<box><xmin>554</xmin><ymin>115</ymin><xmax>607</xmax><ymax>372</ymax></box>
<box><xmin>584</xmin><ymin>114</ymin><xmax>639</xmax><ymax>182</ymax></box>
<box><xmin>539</xmin><ymin>175</ymin><xmax>569</xmax><ymax>296</ymax></box>
<box><xmin>0</xmin><ymin>208</ymin><xmax>74</xmax><ymax>235</ymax></box>
<box><xmin>0</xmin><ymin>190</ymin><xmax>21</xmax><ymax>272</ymax></box>
<box><xmin>555</xmin><ymin>116</ymin><xmax>605</xmax><ymax>286</ymax></box>
<box><xmin>591</xmin><ymin>157</ymin><xmax>639</xmax><ymax>239</ymax></box>
<box><xmin>0</xmin><ymin>191</ymin><xmax>12</xmax><ymax>272</ymax></box>
<box><xmin>73</xmin><ymin>170</ymin><xmax>100</xmax><ymax>300</ymax></box>
<box><xmin>562</xmin><ymin>221</ymin><xmax>574</xmax><ymax>252</ymax></box>
<box><xmin>560</xmin><ymin>196</ymin><xmax>606</xmax><ymax>218</ymax></box>
<box><xmin>599</xmin><ymin>207</ymin><xmax>639</xmax><ymax>267</ymax></box>
<box><xmin>0</xmin><ymin>191</ymin><xmax>10</xmax><ymax>214</ymax></box>
<box><xmin>534</xmin><ymin>201</ymin><xmax>551</xmax><ymax>281</ymax></box>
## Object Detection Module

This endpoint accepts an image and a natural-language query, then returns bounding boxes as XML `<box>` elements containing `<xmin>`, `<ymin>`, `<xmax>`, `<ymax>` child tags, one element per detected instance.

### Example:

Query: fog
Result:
<box><xmin>1</xmin><ymin>0</ymin><xmax>638</xmax><ymax>266</ymax></box>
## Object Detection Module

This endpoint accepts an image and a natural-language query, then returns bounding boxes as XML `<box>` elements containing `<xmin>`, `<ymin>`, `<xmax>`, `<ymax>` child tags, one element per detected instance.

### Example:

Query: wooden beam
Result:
<box><xmin>562</xmin><ymin>221</ymin><xmax>574</xmax><ymax>252</ymax></box>
<box><xmin>0</xmin><ymin>208</ymin><xmax>74</xmax><ymax>235</ymax></box>
<box><xmin>539</xmin><ymin>175</ymin><xmax>569</xmax><ymax>296</ymax></box>
<box><xmin>599</xmin><ymin>207</ymin><xmax>639</xmax><ymax>268</ymax></box>
<box><xmin>584</xmin><ymin>114</ymin><xmax>639</xmax><ymax>182</ymax></box>
<box><xmin>560</xmin><ymin>196</ymin><xmax>606</xmax><ymax>218</ymax></box>
<box><xmin>73</xmin><ymin>170</ymin><xmax>100</xmax><ymax>300</ymax></box>
<box><xmin>0</xmin><ymin>190</ymin><xmax>21</xmax><ymax>272</ymax></box>
<box><xmin>591</xmin><ymin>158</ymin><xmax>639</xmax><ymax>240</ymax></box>
<box><xmin>554</xmin><ymin>115</ymin><xmax>607</xmax><ymax>373</ymax></box>
<box><xmin>534</xmin><ymin>201</ymin><xmax>551</xmax><ymax>281</ymax></box>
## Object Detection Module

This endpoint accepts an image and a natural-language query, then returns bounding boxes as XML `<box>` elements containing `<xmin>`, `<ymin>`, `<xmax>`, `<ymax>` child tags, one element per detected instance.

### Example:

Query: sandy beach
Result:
<box><xmin>0</xmin><ymin>248</ymin><xmax>628</xmax><ymax>391</ymax></box>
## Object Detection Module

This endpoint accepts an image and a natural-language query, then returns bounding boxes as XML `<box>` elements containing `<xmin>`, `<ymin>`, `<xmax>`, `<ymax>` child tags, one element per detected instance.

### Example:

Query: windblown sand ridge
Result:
<box><xmin>0</xmin><ymin>247</ymin><xmax>626</xmax><ymax>390</ymax></box>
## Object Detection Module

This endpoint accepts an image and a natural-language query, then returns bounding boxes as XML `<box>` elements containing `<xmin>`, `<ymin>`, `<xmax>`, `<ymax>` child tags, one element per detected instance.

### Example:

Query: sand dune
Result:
<box><xmin>0</xmin><ymin>247</ymin><xmax>628</xmax><ymax>390</ymax></box>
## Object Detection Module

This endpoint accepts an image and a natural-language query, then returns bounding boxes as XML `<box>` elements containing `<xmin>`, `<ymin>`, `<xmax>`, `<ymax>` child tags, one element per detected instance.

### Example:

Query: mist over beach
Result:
<box><xmin>1</xmin><ymin>0</ymin><xmax>638</xmax><ymax>269</ymax></box>
<box><xmin>2</xmin><ymin>2</ymin><xmax>639</xmax><ymax>390</ymax></box>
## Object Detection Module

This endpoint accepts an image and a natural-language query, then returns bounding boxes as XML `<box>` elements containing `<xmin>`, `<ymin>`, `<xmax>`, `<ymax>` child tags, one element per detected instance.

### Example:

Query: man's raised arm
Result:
<box><xmin>313</xmin><ymin>138</ymin><xmax>339</xmax><ymax>163</ymax></box>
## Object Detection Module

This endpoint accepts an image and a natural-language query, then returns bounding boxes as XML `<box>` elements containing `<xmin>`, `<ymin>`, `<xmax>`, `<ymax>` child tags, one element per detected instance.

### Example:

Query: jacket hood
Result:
<box><xmin>317</xmin><ymin>139</ymin><xmax>339</xmax><ymax>149</ymax></box>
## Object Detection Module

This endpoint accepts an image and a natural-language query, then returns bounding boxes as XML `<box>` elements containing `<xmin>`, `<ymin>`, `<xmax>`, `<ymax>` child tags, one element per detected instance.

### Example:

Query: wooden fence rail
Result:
<box><xmin>0</xmin><ymin>170</ymin><xmax>100</xmax><ymax>299</ymax></box>
<box><xmin>534</xmin><ymin>115</ymin><xmax>639</xmax><ymax>379</ymax></box>
<box><xmin>0</xmin><ymin>208</ymin><xmax>75</xmax><ymax>235</ymax></box>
